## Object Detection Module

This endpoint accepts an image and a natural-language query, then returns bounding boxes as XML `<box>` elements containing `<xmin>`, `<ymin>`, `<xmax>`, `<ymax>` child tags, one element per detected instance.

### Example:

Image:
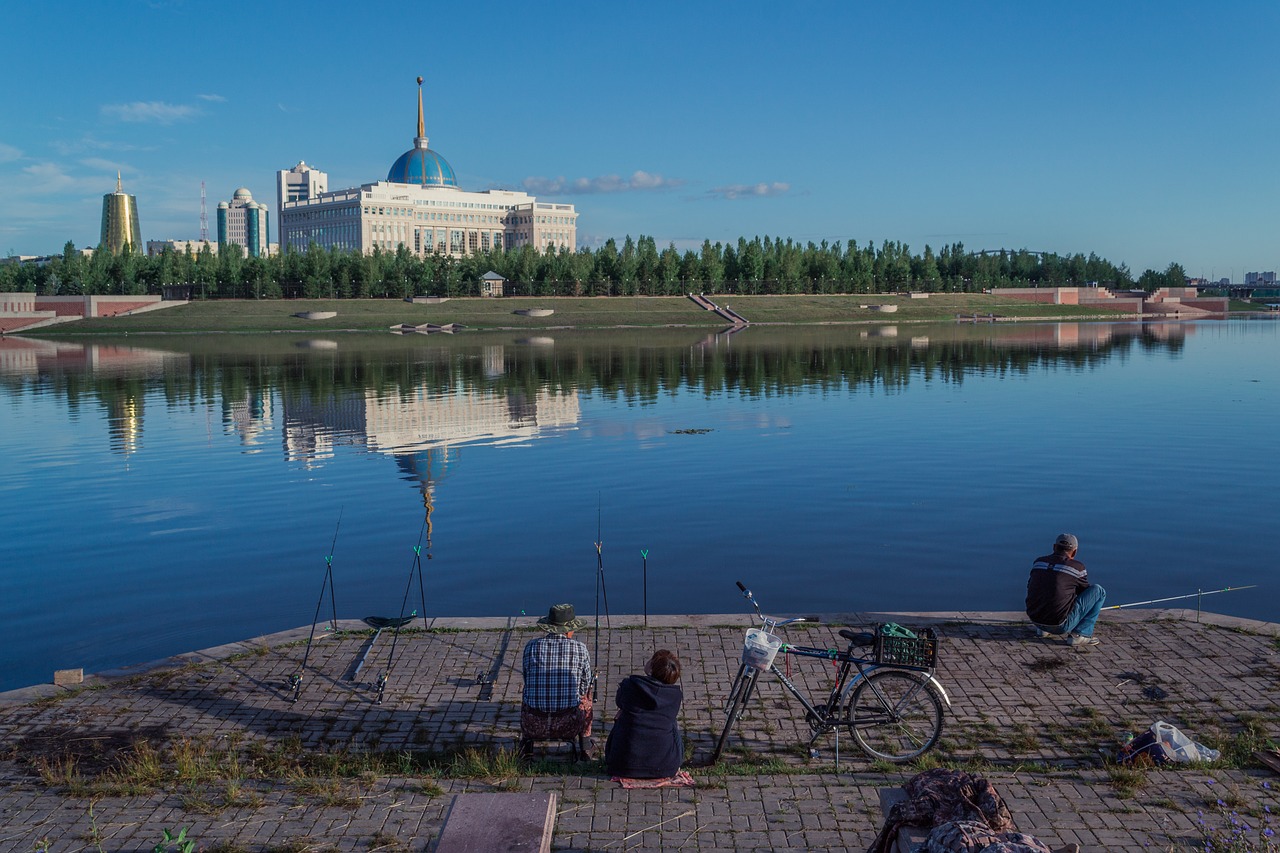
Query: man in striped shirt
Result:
<box><xmin>1026</xmin><ymin>533</ymin><xmax>1107</xmax><ymax>648</ymax></box>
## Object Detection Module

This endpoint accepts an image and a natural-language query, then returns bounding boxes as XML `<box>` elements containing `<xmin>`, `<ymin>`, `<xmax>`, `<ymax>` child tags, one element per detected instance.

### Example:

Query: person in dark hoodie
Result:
<box><xmin>604</xmin><ymin>649</ymin><xmax>684</xmax><ymax>778</ymax></box>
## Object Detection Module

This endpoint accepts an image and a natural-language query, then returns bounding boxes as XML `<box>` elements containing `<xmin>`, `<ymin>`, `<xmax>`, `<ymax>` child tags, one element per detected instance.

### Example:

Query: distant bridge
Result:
<box><xmin>1220</xmin><ymin>284</ymin><xmax>1280</xmax><ymax>298</ymax></box>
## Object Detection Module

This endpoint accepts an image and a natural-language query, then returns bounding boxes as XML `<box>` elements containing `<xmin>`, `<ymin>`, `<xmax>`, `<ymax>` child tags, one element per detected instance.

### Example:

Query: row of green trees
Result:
<box><xmin>0</xmin><ymin>236</ymin><xmax>1189</xmax><ymax>299</ymax></box>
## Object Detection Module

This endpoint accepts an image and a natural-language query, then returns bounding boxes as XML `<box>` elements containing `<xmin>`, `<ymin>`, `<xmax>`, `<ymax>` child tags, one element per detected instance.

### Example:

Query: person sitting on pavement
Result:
<box><xmin>604</xmin><ymin>649</ymin><xmax>684</xmax><ymax>779</ymax></box>
<box><xmin>520</xmin><ymin>603</ymin><xmax>595</xmax><ymax>756</ymax></box>
<box><xmin>1025</xmin><ymin>533</ymin><xmax>1106</xmax><ymax>648</ymax></box>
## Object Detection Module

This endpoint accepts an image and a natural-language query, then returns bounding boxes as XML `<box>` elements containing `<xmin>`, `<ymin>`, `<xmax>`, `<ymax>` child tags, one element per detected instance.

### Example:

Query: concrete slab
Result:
<box><xmin>434</xmin><ymin>792</ymin><xmax>556</xmax><ymax>853</ymax></box>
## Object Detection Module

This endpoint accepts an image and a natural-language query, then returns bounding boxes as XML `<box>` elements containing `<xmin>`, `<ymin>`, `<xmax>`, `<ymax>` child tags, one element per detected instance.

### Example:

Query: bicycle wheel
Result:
<box><xmin>711</xmin><ymin>663</ymin><xmax>759</xmax><ymax>762</ymax></box>
<box><xmin>846</xmin><ymin>669</ymin><xmax>944</xmax><ymax>762</ymax></box>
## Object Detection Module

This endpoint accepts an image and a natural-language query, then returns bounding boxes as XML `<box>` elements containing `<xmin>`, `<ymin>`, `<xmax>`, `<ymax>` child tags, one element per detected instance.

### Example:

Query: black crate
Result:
<box><xmin>873</xmin><ymin>627</ymin><xmax>938</xmax><ymax>670</ymax></box>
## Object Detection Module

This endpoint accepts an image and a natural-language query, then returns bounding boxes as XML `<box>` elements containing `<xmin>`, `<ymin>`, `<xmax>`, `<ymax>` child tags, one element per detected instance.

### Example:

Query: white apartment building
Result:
<box><xmin>276</xmin><ymin>161</ymin><xmax>328</xmax><ymax>250</ymax></box>
<box><xmin>216</xmin><ymin>188</ymin><xmax>270</xmax><ymax>257</ymax></box>
<box><xmin>278</xmin><ymin>78</ymin><xmax>577</xmax><ymax>258</ymax></box>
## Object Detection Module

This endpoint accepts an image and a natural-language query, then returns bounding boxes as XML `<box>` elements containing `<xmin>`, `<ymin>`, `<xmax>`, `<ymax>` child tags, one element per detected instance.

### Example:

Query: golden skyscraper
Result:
<box><xmin>100</xmin><ymin>172</ymin><xmax>141</xmax><ymax>254</ymax></box>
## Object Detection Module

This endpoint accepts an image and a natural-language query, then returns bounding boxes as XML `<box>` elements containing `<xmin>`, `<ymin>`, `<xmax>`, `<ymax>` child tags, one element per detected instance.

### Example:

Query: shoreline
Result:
<box><xmin>4</xmin><ymin>607</ymin><xmax>1274</xmax><ymax>703</ymax></box>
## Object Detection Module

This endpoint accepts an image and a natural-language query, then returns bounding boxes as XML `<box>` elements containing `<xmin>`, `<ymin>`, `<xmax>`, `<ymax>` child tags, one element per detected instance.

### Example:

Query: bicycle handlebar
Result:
<box><xmin>735</xmin><ymin>580</ymin><xmax>820</xmax><ymax>630</ymax></box>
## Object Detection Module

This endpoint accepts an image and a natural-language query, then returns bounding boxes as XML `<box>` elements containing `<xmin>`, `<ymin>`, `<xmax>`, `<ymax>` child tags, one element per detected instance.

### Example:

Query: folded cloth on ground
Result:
<box><xmin>924</xmin><ymin>819</ymin><xmax>1051</xmax><ymax>853</ymax></box>
<box><xmin>612</xmin><ymin>770</ymin><xmax>694</xmax><ymax>789</ymax></box>
<box><xmin>868</xmin><ymin>768</ymin><xmax>1014</xmax><ymax>853</ymax></box>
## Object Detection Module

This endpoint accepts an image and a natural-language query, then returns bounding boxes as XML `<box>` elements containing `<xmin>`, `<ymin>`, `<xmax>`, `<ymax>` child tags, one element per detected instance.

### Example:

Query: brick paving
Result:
<box><xmin>0</xmin><ymin>609</ymin><xmax>1276</xmax><ymax>851</ymax></box>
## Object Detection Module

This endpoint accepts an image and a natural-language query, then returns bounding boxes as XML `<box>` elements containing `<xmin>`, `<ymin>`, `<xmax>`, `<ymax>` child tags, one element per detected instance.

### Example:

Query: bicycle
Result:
<box><xmin>710</xmin><ymin>581</ymin><xmax>951</xmax><ymax>764</ymax></box>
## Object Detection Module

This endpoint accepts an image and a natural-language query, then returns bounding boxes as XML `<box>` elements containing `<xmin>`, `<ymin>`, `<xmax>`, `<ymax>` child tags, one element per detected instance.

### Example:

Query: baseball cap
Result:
<box><xmin>1055</xmin><ymin>533</ymin><xmax>1079</xmax><ymax>551</ymax></box>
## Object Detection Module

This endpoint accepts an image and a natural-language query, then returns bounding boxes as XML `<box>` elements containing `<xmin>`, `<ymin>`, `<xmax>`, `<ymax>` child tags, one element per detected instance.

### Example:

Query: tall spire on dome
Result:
<box><xmin>116</xmin><ymin>170</ymin><xmax>122</xmax><ymax>193</ymax></box>
<box><xmin>415</xmin><ymin>75</ymin><xmax>427</xmax><ymax>148</ymax></box>
<box><xmin>386</xmin><ymin>74</ymin><xmax>458</xmax><ymax>187</ymax></box>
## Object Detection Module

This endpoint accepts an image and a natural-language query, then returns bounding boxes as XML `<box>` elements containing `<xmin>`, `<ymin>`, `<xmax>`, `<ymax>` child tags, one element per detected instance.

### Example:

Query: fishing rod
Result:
<box><xmin>641</xmin><ymin>549</ymin><xmax>649</xmax><ymax>628</ymax></box>
<box><xmin>375</xmin><ymin>519</ymin><xmax>430</xmax><ymax>705</ymax></box>
<box><xmin>594</xmin><ymin>498</ymin><xmax>612</xmax><ymax>714</ymax></box>
<box><xmin>1103</xmin><ymin>584</ymin><xmax>1257</xmax><ymax>617</ymax></box>
<box><xmin>290</xmin><ymin>509</ymin><xmax>343</xmax><ymax>703</ymax></box>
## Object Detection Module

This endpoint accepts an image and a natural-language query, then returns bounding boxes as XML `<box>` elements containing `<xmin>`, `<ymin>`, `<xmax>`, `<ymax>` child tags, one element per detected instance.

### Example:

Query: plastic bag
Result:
<box><xmin>1119</xmin><ymin>729</ymin><xmax>1170</xmax><ymax>765</ymax></box>
<box><xmin>1151</xmin><ymin>720</ymin><xmax>1221</xmax><ymax>763</ymax></box>
<box><xmin>1118</xmin><ymin>721</ymin><xmax>1221</xmax><ymax>765</ymax></box>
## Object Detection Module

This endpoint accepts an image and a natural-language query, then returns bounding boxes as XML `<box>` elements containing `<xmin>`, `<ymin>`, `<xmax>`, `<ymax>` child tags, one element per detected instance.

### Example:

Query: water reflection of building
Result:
<box><xmin>0</xmin><ymin>338</ymin><xmax>184</xmax><ymax>378</ymax></box>
<box><xmin>281</xmin><ymin>384</ymin><xmax>581</xmax><ymax>466</ymax></box>
<box><xmin>224</xmin><ymin>392</ymin><xmax>275</xmax><ymax>448</ymax></box>
<box><xmin>0</xmin><ymin>339</ymin><xmax>189</xmax><ymax>458</ymax></box>
<box><xmin>904</xmin><ymin>322</ymin><xmax>1192</xmax><ymax>348</ymax></box>
<box><xmin>105</xmin><ymin>394</ymin><xmax>143</xmax><ymax>457</ymax></box>
<box><xmin>280</xmin><ymin>378</ymin><xmax>580</xmax><ymax>533</ymax></box>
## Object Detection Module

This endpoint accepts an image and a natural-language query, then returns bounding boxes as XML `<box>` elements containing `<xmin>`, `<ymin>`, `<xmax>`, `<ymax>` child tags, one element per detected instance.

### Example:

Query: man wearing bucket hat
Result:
<box><xmin>1026</xmin><ymin>533</ymin><xmax>1107</xmax><ymax>648</ymax></box>
<box><xmin>520</xmin><ymin>603</ymin><xmax>595</xmax><ymax>758</ymax></box>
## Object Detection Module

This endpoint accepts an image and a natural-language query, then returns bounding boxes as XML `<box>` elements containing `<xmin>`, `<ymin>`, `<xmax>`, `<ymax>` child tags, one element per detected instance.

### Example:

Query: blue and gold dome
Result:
<box><xmin>387</xmin><ymin>76</ymin><xmax>458</xmax><ymax>188</ymax></box>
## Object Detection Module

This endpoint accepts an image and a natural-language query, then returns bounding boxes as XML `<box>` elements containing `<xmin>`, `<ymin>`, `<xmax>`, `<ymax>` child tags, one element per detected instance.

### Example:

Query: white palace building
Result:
<box><xmin>278</xmin><ymin>78</ymin><xmax>577</xmax><ymax>257</ymax></box>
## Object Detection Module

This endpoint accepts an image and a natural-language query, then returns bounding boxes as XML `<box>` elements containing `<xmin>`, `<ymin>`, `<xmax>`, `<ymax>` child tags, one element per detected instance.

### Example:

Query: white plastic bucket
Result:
<box><xmin>742</xmin><ymin>629</ymin><xmax>782</xmax><ymax>670</ymax></box>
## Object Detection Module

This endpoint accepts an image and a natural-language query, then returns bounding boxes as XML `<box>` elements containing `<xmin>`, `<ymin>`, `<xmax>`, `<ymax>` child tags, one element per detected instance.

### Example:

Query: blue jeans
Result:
<box><xmin>1036</xmin><ymin>585</ymin><xmax>1107</xmax><ymax>637</ymax></box>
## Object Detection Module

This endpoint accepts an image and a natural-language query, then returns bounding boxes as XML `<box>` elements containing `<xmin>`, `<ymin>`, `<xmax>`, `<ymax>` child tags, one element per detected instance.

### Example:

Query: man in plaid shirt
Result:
<box><xmin>520</xmin><ymin>603</ymin><xmax>595</xmax><ymax>757</ymax></box>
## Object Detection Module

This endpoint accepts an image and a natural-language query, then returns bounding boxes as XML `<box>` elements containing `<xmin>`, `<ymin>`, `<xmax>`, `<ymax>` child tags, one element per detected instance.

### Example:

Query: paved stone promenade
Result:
<box><xmin>0</xmin><ymin>609</ymin><xmax>1276</xmax><ymax>852</ymax></box>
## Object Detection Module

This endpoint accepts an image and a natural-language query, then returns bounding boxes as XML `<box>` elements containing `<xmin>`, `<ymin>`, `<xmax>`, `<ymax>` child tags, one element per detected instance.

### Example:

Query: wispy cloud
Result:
<box><xmin>54</xmin><ymin>135</ymin><xmax>156</xmax><ymax>156</ymax></box>
<box><xmin>521</xmin><ymin>170</ymin><xmax>684</xmax><ymax>195</ymax></box>
<box><xmin>101</xmin><ymin>101</ymin><xmax>200</xmax><ymax>124</ymax></box>
<box><xmin>0</xmin><ymin>143</ymin><xmax>22</xmax><ymax>163</ymax></box>
<box><xmin>706</xmin><ymin>182</ymin><xmax>790</xmax><ymax>201</ymax></box>
<box><xmin>197</xmin><ymin>93</ymin><xmax>226</xmax><ymax>102</ymax></box>
<box><xmin>21</xmin><ymin>163</ymin><xmax>77</xmax><ymax>193</ymax></box>
<box><xmin>82</xmin><ymin>157</ymin><xmax>134</xmax><ymax>173</ymax></box>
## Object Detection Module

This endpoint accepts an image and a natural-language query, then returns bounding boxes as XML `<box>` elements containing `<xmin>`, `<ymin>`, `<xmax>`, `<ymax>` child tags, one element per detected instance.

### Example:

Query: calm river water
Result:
<box><xmin>1</xmin><ymin>319</ymin><xmax>1276</xmax><ymax>692</ymax></box>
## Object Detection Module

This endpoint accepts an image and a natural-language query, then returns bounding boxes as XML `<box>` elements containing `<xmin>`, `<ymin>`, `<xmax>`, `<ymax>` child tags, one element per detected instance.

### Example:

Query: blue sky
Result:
<box><xmin>3</xmin><ymin>0</ymin><xmax>1276</xmax><ymax>279</ymax></box>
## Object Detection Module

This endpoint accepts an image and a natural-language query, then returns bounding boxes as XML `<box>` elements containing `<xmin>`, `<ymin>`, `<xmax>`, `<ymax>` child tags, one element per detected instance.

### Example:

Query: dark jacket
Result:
<box><xmin>1025</xmin><ymin>551</ymin><xmax>1089</xmax><ymax>626</ymax></box>
<box><xmin>604</xmin><ymin>674</ymin><xmax>683</xmax><ymax>778</ymax></box>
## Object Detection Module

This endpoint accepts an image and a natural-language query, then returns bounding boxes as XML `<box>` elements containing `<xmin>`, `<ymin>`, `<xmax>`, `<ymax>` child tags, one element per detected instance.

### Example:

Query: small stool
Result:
<box><xmin>519</xmin><ymin>703</ymin><xmax>593</xmax><ymax>760</ymax></box>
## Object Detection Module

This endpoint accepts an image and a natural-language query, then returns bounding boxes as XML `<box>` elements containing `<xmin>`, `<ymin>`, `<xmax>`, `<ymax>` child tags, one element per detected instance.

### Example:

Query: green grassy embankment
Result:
<box><xmin>40</xmin><ymin>293</ymin><xmax>1128</xmax><ymax>335</ymax></box>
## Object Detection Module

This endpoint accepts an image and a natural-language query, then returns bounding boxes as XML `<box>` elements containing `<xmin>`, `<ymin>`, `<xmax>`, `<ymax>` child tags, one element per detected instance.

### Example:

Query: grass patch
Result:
<box><xmin>45</xmin><ymin>294</ymin><xmax>1128</xmax><ymax>337</ymax></box>
<box><xmin>367</xmin><ymin>831</ymin><xmax>409</xmax><ymax>852</ymax></box>
<box><xmin>449</xmin><ymin>746</ymin><xmax>524</xmax><ymax>780</ymax></box>
<box><xmin>1007</xmin><ymin>724</ymin><xmax>1040</xmax><ymax>753</ymax></box>
<box><xmin>415</xmin><ymin>780</ymin><xmax>446</xmax><ymax>797</ymax></box>
<box><xmin>1213</xmin><ymin>714</ymin><xmax>1277</xmax><ymax>769</ymax></box>
<box><xmin>1068</xmin><ymin>707</ymin><xmax>1115</xmax><ymax>740</ymax></box>
<box><xmin>1104</xmin><ymin>764</ymin><xmax>1148</xmax><ymax>798</ymax></box>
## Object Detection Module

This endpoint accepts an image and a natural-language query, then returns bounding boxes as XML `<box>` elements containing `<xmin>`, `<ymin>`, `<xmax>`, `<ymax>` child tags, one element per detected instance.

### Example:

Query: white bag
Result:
<box><xmin>1151</xmin><ymin>720</ymin><xmax>1221</xmax><ymax>763</ymax></box>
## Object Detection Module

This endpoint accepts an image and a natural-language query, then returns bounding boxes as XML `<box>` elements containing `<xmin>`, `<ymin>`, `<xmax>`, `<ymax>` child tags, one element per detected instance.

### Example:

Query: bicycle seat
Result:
<box><xmin>839</xmin><ymin>629</ymin><xmax>875</xmax><ymax>646</ymax></box>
